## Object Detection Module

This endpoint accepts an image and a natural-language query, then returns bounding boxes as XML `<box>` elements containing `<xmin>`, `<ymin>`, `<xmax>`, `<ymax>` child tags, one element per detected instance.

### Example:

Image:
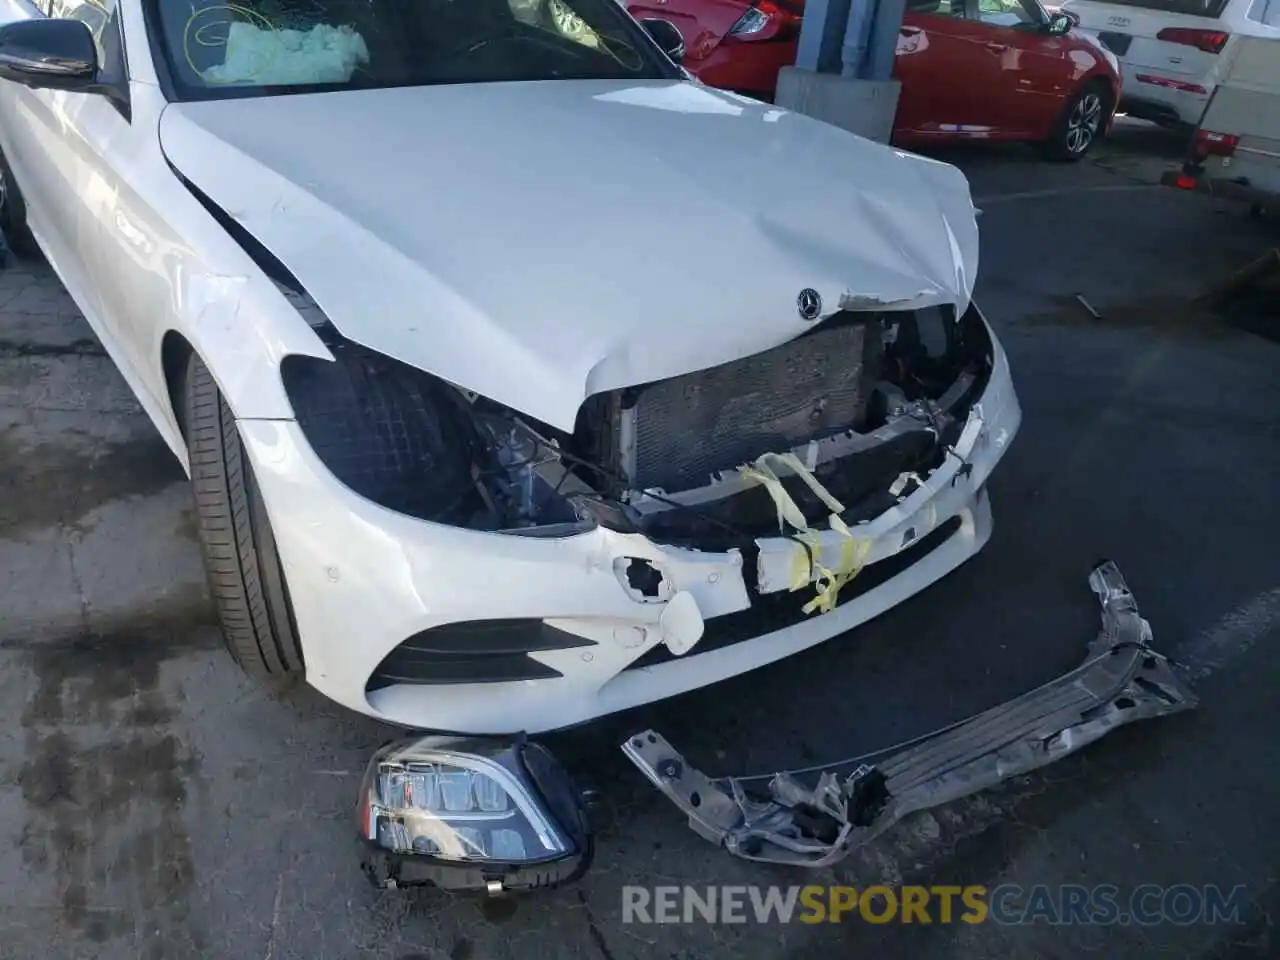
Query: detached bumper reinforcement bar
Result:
<box><xmin>621</xmin><ymin>561</ymin><xmax>1197</xmax><ymax>868</ymax></box>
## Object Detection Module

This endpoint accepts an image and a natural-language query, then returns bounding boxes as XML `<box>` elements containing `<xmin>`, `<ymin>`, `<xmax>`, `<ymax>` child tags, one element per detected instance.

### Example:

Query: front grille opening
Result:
<box><xmin>625</xmin><ymin>515</ymin><xmax>965</xmax><ymax>672</ymax></box>
<box><xmin>637</xmin><ymin>427</ymin><xmax>943</xmax><ymax>549</ymax></box>
<box><xmin>570</xmin><ymin>305</ymin><xmax>991</xmax><ymax>529</ymax></box>
<box><xmin>572</xmin><ymin>312</ymin><xmax>885</xmax><ymax>498</ymax></box>
<box><xmin>625</xmin><ymin>315</ymin><xmax>883</xmax><ymax>495</ymax></box>
<box><xmin>366</xmin><ymin>619</ymin><xmax>593</xmax><ymax>691</ymax></box>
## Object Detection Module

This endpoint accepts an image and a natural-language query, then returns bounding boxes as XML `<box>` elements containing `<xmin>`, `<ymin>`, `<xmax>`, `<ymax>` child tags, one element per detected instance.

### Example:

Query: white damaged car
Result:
<box><xmin>0</xmin><ymin>0</ymin><xmax>1020</xmax><ymax>735</ymax></box>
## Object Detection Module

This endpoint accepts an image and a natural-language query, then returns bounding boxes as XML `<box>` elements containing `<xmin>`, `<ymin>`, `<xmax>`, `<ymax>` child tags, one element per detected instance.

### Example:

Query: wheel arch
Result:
<box><xmin>108</xmin><ymin>107</ymin><xmax>334</xmax><ymax>428</ymax></box>
<box><xmin>1091</xmin><ymin>71</ymin><xmax>1119</xmax><ymax>102</ymax></box>
<box><xmin>161</xmin><ymin>328</ymin><xmax>195</xmax><ymax>439</ymax></box>
<box><xmin>147</xmin><ymin>171</ymin><xmax>335</xmax><ymax>468</ymax></box>
<box><xmin>1087</xmin><ymin>72</ymin><xmax>1120</xmax><ymax>135</ymax></box>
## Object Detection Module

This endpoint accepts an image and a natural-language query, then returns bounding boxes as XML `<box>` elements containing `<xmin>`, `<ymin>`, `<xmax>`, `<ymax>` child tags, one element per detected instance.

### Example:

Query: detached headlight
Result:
<box><xmin>357</xmin><ymin>736</ymin><xmax>593</xmax><ymax>893</ymax></box>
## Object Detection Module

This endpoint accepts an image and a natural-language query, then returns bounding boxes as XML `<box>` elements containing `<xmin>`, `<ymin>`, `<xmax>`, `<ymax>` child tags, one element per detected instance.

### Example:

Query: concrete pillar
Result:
<box><xmin>864</xmin><ymin>0</ymin><xmax>908</xmax><ymax>80</ymax></box>
<box><xmin>840</xmin><ymin>0</ymin><xmax>877</xmax><ymax>78</ymax></box>
<box><xmin>776</xmin><ymin>0</ymin><xmax>906</xmax><ymax>142</ymax></box>
<box><xmin>794</xmin><ymin>0</ymin><xmax>853</xmax><ymax>74</ymax></box>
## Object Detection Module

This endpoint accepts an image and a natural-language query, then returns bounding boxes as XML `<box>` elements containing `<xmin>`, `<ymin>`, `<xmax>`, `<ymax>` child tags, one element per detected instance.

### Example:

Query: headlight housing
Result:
<box><xmin>281</xmin><ymin>339</ymin><xmax>597</xmax><ymax>533</ymax></box>
<box><xmin>358</xmin><ymin>736</ymin><xmax>593</xmax><ymax>892</ymax></box>
<box><xmin>281</xmin><ymin>342</ymin><xmax>487</xmax><ymax>526</ymax></box>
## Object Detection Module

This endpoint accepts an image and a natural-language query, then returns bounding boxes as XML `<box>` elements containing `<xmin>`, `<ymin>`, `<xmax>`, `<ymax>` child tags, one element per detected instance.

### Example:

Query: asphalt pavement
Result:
<box><xmin>0</xmin><ymin>121</ymin><xmax>1277</xmax><ymax>960</ymax></box>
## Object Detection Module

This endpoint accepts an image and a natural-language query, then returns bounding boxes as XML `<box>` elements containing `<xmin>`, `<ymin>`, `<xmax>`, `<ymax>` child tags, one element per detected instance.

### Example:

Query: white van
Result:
<box><xmin>1059</xmin><ymin>0</ymin><xmax>1280</xmax><ymax>128</ymax></box>
<box><xmin>1165</xmin><ymin>33</ymin><xmax>1280</xmax><ymax>213</ymax></box>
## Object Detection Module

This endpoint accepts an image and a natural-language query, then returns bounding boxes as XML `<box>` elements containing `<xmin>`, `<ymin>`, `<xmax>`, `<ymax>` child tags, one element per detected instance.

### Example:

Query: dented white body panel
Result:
<box><xmin>244</xmin><ymin>332</ymin><xmax>1018</xmax><ymax>733</ymax></box>
<box><xmin>0</xmin><ymin>0</ymin><xmax>331</xmax><ymax>465</ymax></box>
<box><xmin>0</xmin><ymin>0</ymin><xmax>1018</xmax><ymax>732</ymax></box>
<box><xmin>158</xmin><ymin>81</ymin><xmax>980</xmax><ymax>430</ymax></box>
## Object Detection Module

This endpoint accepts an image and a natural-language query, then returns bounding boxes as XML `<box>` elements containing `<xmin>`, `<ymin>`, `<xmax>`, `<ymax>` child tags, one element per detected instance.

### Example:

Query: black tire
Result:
<box><xmin>183</xmin><ymin>351</ymin><xmax>305</xmax><ymax>676</ymax></box>
<box><xmin>0</xmin><ymin>151</ymin><xmax>43</xmax><ymax>261</ymax></box>
<box><xmin>1042</xmin><ymin>81</ymin><xmax>1111</xmax><ymax>162</ymax></box>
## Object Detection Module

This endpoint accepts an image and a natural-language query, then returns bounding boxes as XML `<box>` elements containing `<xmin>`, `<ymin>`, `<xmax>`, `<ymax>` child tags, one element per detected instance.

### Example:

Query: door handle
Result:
<box><xmin>984</xmin><ymin>41</ymin><xmax>1008</xmax><ymax>52</ymax></box>
<box><xmin>899</xmin><ymin>25</ymin><xmax>922</xmax><ymax>36</ymax></box>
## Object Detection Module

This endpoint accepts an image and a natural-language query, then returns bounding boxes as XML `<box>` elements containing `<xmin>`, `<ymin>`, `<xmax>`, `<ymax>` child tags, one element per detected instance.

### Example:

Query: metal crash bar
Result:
<box><xmin>622</xmin><ymin>561</ymin><xmax>1198</xmax><ymax>867</ymax></box>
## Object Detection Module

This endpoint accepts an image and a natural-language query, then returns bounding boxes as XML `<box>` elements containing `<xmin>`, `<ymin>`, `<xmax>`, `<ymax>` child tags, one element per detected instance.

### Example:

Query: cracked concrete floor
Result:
<box><xmin>0</xmin><ymin>123</ymin><xmax>1278</xmax><ymax>960</ymax></box>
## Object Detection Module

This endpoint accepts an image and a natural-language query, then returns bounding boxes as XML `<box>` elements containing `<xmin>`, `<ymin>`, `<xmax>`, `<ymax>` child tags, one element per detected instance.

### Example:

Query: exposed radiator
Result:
<box><xmin>580</xmin><ymin>316</ymin><xmax>882</xmax><ymax>495</ymax></box>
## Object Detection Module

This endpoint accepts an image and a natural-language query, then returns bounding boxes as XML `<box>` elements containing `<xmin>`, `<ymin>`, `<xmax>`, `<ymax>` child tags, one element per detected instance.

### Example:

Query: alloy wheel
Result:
<box><xmin>1066</xmin><ymin>93</ymin><xmax>1103</xmax><ymax>156</ymax></box>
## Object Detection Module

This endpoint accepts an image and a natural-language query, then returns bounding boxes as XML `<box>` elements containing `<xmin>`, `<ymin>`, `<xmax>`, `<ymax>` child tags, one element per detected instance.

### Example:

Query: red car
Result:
<box><xmin>626</xmin><ymin>0</ymin><xmax>1121</xmax><ymax>159</ymax></box>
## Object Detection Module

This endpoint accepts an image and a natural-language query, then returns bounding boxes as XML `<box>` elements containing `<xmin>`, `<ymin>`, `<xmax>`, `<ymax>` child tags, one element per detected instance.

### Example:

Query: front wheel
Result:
<box><xmin>1042</xmin><ymin>82</ymin><xmax>1110</xmax><ymax>162</ymax></box>
<box><xmin>183</xmin><ymin>351</ymin><xmax>306</xmax><ymax>677</ymax></box>
<box><xmin>0</xmin><ymin>151</ymin><xmax>43</xmax><ymax>260</ymax></box>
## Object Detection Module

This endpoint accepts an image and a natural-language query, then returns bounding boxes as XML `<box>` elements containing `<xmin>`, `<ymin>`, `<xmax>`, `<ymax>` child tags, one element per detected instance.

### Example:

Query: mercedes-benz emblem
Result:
<box><xmin>796</xmin><ymin>288</ymin><xmax>822</xmax><ymax>321</ymax></box>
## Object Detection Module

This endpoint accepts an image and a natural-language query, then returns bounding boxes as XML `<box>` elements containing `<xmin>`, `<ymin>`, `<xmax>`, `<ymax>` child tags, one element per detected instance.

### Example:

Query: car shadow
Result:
<box><xmin>902</xmin><ymin>115</ymin><xmax>1187</xmax><ymax>168</ymax></box>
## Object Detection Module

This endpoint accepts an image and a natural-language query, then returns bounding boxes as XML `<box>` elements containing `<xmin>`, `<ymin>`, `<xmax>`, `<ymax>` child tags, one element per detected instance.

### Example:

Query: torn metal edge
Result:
<box><xmin>620</xmin><ymin>560</ymin><xmax>1198</xmax><ymax>867</ymax></box>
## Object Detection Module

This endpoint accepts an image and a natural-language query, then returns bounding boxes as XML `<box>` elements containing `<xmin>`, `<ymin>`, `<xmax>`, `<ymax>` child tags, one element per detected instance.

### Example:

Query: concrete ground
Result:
<box><xmin>0</xmin><ymin>120</ymin><xmax>1277</xmax><ymax>960</ymax></box>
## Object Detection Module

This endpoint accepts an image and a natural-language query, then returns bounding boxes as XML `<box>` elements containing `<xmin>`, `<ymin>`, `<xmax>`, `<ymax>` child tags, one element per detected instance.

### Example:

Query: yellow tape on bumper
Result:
<box><xmin>736</xmin><ymin>453</ymin><xmax>869</xmax><ymax>614</ymax></box>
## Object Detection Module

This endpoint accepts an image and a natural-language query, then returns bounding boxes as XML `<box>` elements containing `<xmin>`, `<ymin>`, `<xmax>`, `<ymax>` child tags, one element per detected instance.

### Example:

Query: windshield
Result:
<box><xmin>974</xmin><ymin>0</ymin><xmax>1049</xmax><ymax>27</ymax></box>
<box><xmin>149</xmin><ymin>0</ymin><xmax>677</xmax><ymax>100</ymax></box>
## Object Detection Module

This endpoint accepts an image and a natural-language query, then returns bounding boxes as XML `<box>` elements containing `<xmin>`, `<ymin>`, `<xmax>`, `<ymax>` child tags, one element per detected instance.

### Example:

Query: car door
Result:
<box><xmin>968</xmin><ymin>0</ymin><xmax>1074</xmax><ymax>135</ymax></box>
<box><xmin>894</xmin><ymin>0</ymin><xmax>1002</xmax><ymax>138</ymax></box>
<box><xmin>0</xmin><ymin>0</ymin><xmax>89</xmax><ymax>285</ymax></box>
<box><xmin>0</xmin><ymin>0</ymin><xmax>164</xmax><ymax>406</ymax></box>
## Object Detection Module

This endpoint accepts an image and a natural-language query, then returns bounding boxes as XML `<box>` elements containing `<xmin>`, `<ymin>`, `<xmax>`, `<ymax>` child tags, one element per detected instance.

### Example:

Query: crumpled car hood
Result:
<box><xmin>159</xmin><ymin>80</ymin><xmax>980</xmax><ymax>431</ymax></box>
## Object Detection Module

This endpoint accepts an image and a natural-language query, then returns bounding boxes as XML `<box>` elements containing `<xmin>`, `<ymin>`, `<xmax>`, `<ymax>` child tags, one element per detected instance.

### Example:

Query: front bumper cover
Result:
<box><xmin>243</xmin><ymin>310</ymin><xmax>1019</xmax><ymax>734</ymax></box>
<box><xmin>621</xmin><ymin>561</ymin><xmax>1197</xmax><ymax>867</ymax></box>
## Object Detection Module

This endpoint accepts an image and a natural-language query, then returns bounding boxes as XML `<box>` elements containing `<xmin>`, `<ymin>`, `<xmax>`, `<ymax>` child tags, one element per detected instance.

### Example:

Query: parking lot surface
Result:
<box><xmin>0</xmin><ymin>122</ymin><xmax>1277</xmax><ymax>960</ymax></box>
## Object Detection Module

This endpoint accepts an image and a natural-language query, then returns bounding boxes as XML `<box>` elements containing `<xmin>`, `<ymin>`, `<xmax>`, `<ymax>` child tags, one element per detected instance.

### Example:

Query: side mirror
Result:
<box><xmin>0</xmin><ymin>19</ymin><xmax>99</xmax><ymax>92</ymax></box>
<box><xmin>1047</xmin><ymin>12</ymin><xmax>1074</xmax><ymax>35</ymax></box>
<box><xmin>639</xmin><ymin>18</ymin><xmax>686</xmax><ymax>65</ymax></box>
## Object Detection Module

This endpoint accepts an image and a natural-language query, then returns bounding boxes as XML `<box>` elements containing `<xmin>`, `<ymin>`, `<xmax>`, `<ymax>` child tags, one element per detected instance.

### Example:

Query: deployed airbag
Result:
<box><xmin>201</xmin><ymin>22</ymin><xmax>369</xmax><ymax>86</ymax></box>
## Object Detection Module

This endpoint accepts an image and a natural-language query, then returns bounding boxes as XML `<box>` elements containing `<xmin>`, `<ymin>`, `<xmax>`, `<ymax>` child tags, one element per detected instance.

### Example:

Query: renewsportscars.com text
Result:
<box><xmin>622</xmin><ymin>884</ymin><xmax>1249</xmax><ymax>926</ymax></box>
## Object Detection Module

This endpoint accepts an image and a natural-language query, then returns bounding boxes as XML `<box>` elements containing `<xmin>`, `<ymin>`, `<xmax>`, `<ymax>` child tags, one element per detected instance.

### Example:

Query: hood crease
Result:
<box><xmin>159</xmin><ymin>80</ymin><xmax>980</xmax><ymax>430</ymax></box>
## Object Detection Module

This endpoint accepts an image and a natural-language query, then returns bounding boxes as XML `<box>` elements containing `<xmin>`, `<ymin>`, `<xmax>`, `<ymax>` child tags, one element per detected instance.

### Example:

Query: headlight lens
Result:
<box><xmin>369</xmin><ymin>756</ymin><xmax>563</xmax><ymax>861</ymax></box>
<box><xmin>727</xmin><ymin>7</ymin><xmax>769</xmax><ymax>36</ymax></box>
<box><xmin>358</xmin><ymin>736</ymin><xmax>593</xmax><ymax>890</ymax></box>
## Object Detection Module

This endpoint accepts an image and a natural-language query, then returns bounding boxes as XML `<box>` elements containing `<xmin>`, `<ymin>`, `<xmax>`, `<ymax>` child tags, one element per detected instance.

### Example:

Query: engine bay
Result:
<box><xmin>280</xmin><ymin>304</ymin><xmax>994</xmax><ymax>548</ymax></box>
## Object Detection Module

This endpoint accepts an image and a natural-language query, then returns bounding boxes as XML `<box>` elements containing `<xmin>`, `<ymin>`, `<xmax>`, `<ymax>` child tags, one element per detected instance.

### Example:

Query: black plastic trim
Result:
<box><xmin>359</xmin><ymin>835</ymin><xmax>592</xmax><ymax>893</ymax></box>
<box><xmin>367</xmin><ymin>619</ymin><xmax>594</xmax><ymax>691</ymax></box>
